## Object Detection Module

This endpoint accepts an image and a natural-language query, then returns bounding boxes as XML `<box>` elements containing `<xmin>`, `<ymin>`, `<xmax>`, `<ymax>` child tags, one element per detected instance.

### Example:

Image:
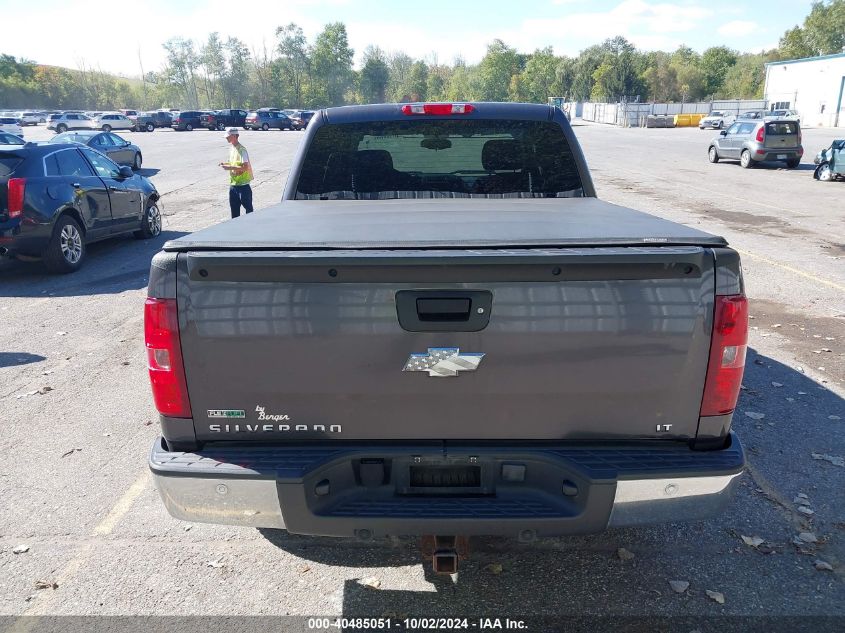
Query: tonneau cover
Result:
<box><xmin>164</xmin><ymin>198</ymin><xmax>727</xmax><ymax>251</ymax></box>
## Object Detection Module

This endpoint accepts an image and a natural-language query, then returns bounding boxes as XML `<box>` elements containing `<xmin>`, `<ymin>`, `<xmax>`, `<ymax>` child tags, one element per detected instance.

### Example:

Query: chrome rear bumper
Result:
<box><xmin>150</xmin><ymin>435</ymin><xmax>744</xmax><ymax>534</ymax></box>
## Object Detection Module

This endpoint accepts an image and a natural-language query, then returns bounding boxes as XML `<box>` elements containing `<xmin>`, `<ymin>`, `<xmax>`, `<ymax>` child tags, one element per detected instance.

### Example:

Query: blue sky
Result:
<box><xmin>4</xmin><ymin>0</ymin><xmax>816</xmax><ymax>76</ymax></box>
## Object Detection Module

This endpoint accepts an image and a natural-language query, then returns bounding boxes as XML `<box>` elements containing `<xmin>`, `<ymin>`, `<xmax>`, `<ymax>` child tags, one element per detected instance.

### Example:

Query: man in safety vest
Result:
<box><xmin>220</xmin><ymin>128</ymin><xmax>254</xmax><ymax>218</ymax></box>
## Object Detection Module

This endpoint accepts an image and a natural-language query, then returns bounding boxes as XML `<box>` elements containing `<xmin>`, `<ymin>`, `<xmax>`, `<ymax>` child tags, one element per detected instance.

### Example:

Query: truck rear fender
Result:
<box><xmin>147</xmin><ymin>251</ymin><xmax>198</xmax><ymax>450</ymax></box>
<box><xmin>694</xmin><ymin>248</ymin><xmax>745</xmax><ymax>450</ymax></box>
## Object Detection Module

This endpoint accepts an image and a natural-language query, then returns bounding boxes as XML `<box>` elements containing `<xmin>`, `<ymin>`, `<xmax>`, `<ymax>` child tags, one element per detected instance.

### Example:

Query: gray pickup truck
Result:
<box><xmin>145</xmin><ymin>103</ymin><xmax>747</xmax><ymax>572</ymax></box>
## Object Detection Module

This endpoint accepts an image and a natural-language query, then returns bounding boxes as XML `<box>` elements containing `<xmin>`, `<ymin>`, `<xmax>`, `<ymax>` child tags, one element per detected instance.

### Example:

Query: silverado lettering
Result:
<box><xmin>209</xmin><ymin>424</ymin><xmax>342</xmax><ymax>433</ymax></box>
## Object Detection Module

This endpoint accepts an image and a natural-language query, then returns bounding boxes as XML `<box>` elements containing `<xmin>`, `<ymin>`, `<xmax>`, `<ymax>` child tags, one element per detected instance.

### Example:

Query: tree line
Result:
<box><xmin>1</xmin><ymin>0</ymin><xmax>843</xmax><ymax>111</ymax></box>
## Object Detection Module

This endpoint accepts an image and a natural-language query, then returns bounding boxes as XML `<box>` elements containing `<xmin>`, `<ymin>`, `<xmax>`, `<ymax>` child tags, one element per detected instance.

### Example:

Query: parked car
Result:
<box><xmin>768</xmin><ymin>109</ymin><xmax>801</xmax><ymax>125</ymax></box>
<box><xmin>708</xmin><ymin>119</ymin><xmax>803</xmax><ymax>168</ymax></box>
<box><xmin>244</xmin><ymin>109</ymin><xmax>293</xmax><ymax>131</ymax></box>
<box><xmin>736</xmin><ymin>110</ymin><xmax>766</xmax><ymax>121</ymax></box>
<box><xmin>201</xmin><ymin>109</ymin><xmax>248</xmax><ymax>131</ymax></box>
<box><xmin>698</xmin><ymin>110</ymin><xmax>734</xmax><ymax>130</ymax></box>
<box><xmin>0</xmin><ymin>142</ymin><xmax>161</xmax><ymax>273</ymax></box>
<box><xmin>119</xmin><ymin>109</ymin><xmax>139</xmax><ymax>126</ymax></box>
<box><xmin>135</xmin><ymin>111</ymin><xmax>173</xmax><ymax>132</ymax></box>
<box><xmin>0</xmin><ymin>132</ymin><xmax>25</xmax><ymax>145</ymax></box>
<box><xmin>48</xmin><ymin>113</ymin><xmax>96</xmax><ymax>133</ymax></box>
<box><xmin>287</xmin><ymin>110</ymin><xmax>315</xmax><ymax>130</ymax></box>
<box><xmin>94</xmin><ymin>113</ymin><xmax>135</xmax><ymax>132</ymax></box>
<box><xmin>49</xmin><ymin>131</ymin><xmax>143</xmax><ymax>170</ymax></box>
<box><xmin>0</xmin><ymin>117</ymin><xmax>24</xmax><ymax>138</ymax></box>
<box><xmin>813</xmin><ymin>139</ymin><xmax>845</xmax><ymax>182</ymax></box>
<box><xmin>171</xmin><ymin>111</ymin><xmax>207</xmax><ymax>131</ymax></box>
<box><xmin>16</xmin><ymin>112</ymin><xmax>41</xmax><ymax>126</ymax></box>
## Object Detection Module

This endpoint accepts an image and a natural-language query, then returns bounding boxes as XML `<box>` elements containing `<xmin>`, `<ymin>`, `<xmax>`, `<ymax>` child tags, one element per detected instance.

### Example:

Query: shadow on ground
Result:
<box><xmin>0</xmin><ymin>352</ymin><xmax>47</xmax><ymax>368</ymax></box>
<box><xmin>0</xmin><ymin>230</ymin><xmax>188</xmax><ymax>297</ymax></box>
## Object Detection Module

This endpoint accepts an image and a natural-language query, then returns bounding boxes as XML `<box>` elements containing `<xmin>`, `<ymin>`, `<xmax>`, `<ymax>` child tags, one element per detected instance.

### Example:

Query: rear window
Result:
<box><xmin>766</xmin><ymin>122</ymin><xmax>799</xmax><ymax>135</ymax></box>
<box><xmin>0</xmin><ymin>118</ymin><xmax>19</xmax><ymax>124</ymax></box>
<box><xmin>295</xmin><ymin>119</ymin><xmax>584</xmax><ymax>200</ymax></box>
<box><xmin>0</xmin><ymin>156</ymin><xmax>22</xmax><ymax>176</ymax></box>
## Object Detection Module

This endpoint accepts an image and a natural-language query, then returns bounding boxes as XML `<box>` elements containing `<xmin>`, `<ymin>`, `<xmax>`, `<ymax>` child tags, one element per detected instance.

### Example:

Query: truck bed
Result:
<box><xmin>162</xmin><ymin>198</ymin><xmax>727</xmax><ymax>251</ymax></box>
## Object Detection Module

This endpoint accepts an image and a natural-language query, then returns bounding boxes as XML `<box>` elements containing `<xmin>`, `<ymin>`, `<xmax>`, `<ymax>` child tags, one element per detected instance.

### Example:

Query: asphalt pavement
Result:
<box><xmin>0</xmin><ymin>121</ymin><xmax>842</xmax><ymax>629</ymax></box>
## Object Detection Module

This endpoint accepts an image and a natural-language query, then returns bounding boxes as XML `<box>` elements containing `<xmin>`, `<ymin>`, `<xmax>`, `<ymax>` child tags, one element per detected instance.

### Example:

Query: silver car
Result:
<box><xmin>708</xmin><ymin>119</ymin><xmax>803</xmax><ymax>169</ymax></box>
<box><xmin>736</xmin><ymin>110</ymin><xmax>767</xmax><ymax>122</ymax></box>
<box><xmin>698</xmin><ymin>111</ymin><xmax>735</xmax><ymax>130</ymax></box>
<box><xmin>94</xmin><ymin>113</ymin><xmax>135</xmax><ymax>132</ymax></box>
<box><xmin>48</xmin><ymin>113</ymin><xmax>97</xmax><ymax>132</ymax></box>
<box><xmin>768</xmin><ymin>109</ymin><xmax>801</xmax><ymax>125</ymax></box>
<box><xmin>49</xmin><ymin>131</ymin><xmax>143</xmax><ymax>170</ymax></box>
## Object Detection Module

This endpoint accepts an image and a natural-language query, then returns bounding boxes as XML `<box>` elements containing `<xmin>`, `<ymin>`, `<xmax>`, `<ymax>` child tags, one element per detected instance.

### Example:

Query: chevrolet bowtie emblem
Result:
<box><xmin>403</xmin><ymin>348</ymin><xmax>485</xmax><ymax>377</ymax></box>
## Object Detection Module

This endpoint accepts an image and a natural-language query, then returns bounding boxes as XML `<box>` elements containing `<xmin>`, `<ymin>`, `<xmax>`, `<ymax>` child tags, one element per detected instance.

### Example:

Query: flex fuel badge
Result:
<box><xmin>207</xmin><ymin>409</ymin><xmax>246</xmax><ymax>419</ymax></box>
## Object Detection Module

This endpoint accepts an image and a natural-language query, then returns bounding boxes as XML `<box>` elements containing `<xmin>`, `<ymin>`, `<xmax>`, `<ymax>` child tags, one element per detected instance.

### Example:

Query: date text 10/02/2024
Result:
<box><xmin>306</xmin><ymin>618</ymin><xmax>528</xmax><ymax>630</ymax></box>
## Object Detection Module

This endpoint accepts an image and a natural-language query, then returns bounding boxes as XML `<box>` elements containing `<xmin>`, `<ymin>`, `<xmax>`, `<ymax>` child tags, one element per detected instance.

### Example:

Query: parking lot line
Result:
<box><xmin>736</xmin><ymin>248</ymin><xmax>845</xmax><ymax>293</ymax></box>
<box><xmin>10</xmin><ymin>470</ymin><xmax>151</xmax><ymax>619</ymax></box>
<box><xmin>93</xmin><ymin>471</ymin><xmax>150</xmax><ymax>536</ymax></box>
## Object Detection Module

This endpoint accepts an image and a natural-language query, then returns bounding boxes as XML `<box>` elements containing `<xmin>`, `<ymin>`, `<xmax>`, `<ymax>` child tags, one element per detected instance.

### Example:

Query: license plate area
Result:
<box><xmin>410</xmin><ymin>465</ymin><xmax>481</xmax><ymax>488</ymax></box>
<box><xmin>398</xmin><ymin>458</ymin><xmax>494</xmax><ymax>496</ymax></box>
<box><xmin>777</xmin><ymin>154</ymin><xmax>787</xmax><ymax>159</ymax></box>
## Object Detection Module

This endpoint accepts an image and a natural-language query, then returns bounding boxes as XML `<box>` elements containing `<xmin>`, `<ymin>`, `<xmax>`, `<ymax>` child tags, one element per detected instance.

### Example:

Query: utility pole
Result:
<box><xmin>138</xmin><ymin>46</ymin><xmax>148</xmax><ymax>109</ymax></box>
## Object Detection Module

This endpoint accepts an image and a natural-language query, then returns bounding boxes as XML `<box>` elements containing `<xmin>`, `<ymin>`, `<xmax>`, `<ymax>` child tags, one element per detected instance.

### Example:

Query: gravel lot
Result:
<box><xmin>1</xmin><ymin>121</ymin><xmax>843</xmax><ymax>628</ymax></box>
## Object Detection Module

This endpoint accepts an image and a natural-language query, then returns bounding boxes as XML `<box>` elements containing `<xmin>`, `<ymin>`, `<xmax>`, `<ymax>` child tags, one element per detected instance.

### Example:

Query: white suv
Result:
<box><xmin>95</xmin><ymin>113</ymin><xmax>135</xmax><ymax>132</ymax></box>
<box><xmin>0</xmin><ymin>117</ymin><xmax>23</xmax><ymax>138</ymax></box>
<box><xmin>47</xmin><ymin>113</ymin><xmax>97</xmax><ymax>133</ymax></box>
<box><xmin>16</xmin><ymin>112</ymin><xmax>41</xmax><ymax>126</ymax></box>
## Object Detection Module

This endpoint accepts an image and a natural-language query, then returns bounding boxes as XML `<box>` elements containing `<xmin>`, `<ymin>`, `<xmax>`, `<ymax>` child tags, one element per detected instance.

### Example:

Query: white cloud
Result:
<box><xmin>345</xmin><ymin>21</ymin><xmax>493</xmax><ymax>66</ymax></box>
<box><xmin>348</xmin><ymin>0</ymin><xmax>713</xmax><ymax>64</ymax></box>
<box><xmin>5</xmin><ymin>0</ymin><xmax>338</xmax><ymax>76</ymax></box>
<box><xmin>717</xmin><ymin>20</ymin><xmax>761</xmax><ymax>37</ymax></box>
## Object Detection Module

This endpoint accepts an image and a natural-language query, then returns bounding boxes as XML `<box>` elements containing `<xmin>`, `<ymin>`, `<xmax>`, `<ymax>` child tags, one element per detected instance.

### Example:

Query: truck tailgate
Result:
<box><xmin>176</xmin><ymin>246</ymin><xmax>715</xmax><ymax>442</ymax></box>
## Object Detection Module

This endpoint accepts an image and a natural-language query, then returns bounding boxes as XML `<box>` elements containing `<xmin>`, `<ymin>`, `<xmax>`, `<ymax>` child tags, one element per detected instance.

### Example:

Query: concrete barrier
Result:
<box><xmin>645</xmin><ymin>115</ymin><xmax>675</xmax><ymax>128</ymax></box>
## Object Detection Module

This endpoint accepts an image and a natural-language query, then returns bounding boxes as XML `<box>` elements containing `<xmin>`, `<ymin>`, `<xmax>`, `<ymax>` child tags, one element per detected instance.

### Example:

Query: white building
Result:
<box><xmin>764</xmin><ymin>52</ymin><xmax>845</xmax><ymax>128</ymax></box>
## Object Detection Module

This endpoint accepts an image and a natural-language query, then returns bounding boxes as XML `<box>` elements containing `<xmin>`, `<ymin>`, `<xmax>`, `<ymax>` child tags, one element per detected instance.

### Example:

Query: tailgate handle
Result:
<box><xmin>396</xmin><ymin>290</ymin><xmax>492</xmax><ymax>332</ymax></box>
<box><xmin>416</xmin><ymin>298</ymin><xmax>471</xmax><ymax>321</ymax></box>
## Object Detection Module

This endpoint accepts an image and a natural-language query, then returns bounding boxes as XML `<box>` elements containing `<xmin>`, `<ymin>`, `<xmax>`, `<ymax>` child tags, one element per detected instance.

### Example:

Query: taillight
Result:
<box><xmin>7</xmin><ymin>177</ymin><xmax>25</xmax><ymax>218</ymax></box>
<box><xmin>144</xmin><ymin>297</ymin><xmax>192</xmax><ymax>418</ymax></box>
<box><xmin>402</xmin><ymin>103</ymin><xmax>475</xmax><ymax>115</ymax></box>
<box><xmin>756</xmin><ymin>126</ymin><xmax>765</xmax><ymax>143</ymax></box>
<box><xmin>700</xmin><ymin>295</ymin><xmax>748</xmax><ymax>417</ymax></box>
